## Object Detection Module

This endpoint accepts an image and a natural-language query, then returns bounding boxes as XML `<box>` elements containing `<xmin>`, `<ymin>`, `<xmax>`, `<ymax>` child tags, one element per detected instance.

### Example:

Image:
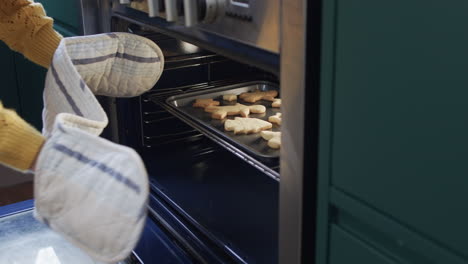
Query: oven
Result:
<box><xmin>78</xmin><ymin>0</ymin><xmax>318</xmax><ymax>263</ymax></box>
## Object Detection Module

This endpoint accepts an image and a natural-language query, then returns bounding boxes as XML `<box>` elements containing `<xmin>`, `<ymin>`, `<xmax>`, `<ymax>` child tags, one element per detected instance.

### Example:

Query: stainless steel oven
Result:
<box><xmin>118</xmin><ymin>0</ymin><xmax>279</xmax><ymax>54</ymax></box>
<box><xmin>78</xmin><ymin>0</ymin><xmax>317</xmax><ymax>263</ymax></box>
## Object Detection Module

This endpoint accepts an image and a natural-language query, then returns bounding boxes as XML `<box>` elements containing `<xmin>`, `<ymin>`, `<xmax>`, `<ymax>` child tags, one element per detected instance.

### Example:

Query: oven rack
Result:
<box><xmin>140</xmin><ymin>79</ymin><xmax>280</xmax><ymax>180</ymax></box>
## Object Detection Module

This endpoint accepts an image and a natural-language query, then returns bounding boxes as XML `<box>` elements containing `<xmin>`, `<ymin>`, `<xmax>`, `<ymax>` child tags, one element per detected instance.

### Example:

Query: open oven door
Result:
<box><xmin>0</xmin><ymin>200</ymin><xmax>193</xmax><ymax>264</ymax></box>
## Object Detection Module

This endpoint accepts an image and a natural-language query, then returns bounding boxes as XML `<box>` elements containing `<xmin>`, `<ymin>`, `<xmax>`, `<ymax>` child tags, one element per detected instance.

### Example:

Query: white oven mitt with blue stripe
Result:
<box><xmin>34</xmin><ymin>113</ymin><xmax>149</xmax><ymax>263</ymax></box>
<box><xmin>42</xmin><ymin>32</ymin><xmax>164</xmax><ymax>137</ymax></box>
<box><xmin>35</xmin><ymin>32</ymin><xmax>164</xmax><ymax>263</ymax></box>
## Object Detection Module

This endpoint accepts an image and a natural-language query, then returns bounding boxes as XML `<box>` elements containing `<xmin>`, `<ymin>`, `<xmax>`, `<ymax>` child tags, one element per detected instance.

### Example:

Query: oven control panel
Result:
<box><xmin>121</xmin><ymin>0</ymin><xmax>220</xmax><ymax>24</ymax></box>
<box><xmin>119</xmin><ymin>0</ymin><xmax>279</xmax><ymax>54</ymax></box>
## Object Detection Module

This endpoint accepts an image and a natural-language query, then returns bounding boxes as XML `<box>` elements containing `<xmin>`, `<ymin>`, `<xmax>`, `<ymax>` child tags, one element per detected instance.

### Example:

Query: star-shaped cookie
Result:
<box><xmin>205</xmin><ymin>103</ymin><xmax>266</xmax><ymax>119</ymax></box>
<box><xmin>224</xmin><ymin>117</ymin><xmax>273</xmax><ymax>134</ymax></box>
<box><xmin>239</xmin><ymin>90</ymin><xmax>278</xmax><ymax>103</ymax></box>
<box><xmin>193</xmin><ymin>98</ymin><xmax>220</xmax><ymax>108</ymax></box>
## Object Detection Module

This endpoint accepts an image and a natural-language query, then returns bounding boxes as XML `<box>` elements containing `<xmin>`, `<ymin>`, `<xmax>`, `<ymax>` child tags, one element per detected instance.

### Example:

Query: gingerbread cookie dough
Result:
<box><xmin>223</xmin><ymin>94</ymin><xmax>237</xmax><ymax>102</ymax></box>
<box><xmin>268</xmin><ymin>113</ymin><xmax>282</xmax><ymax>125</ymax></box>
<box><xmin>193</xmin><ymin>98</ymin><xmax>220</xmax><ymax>108</ymax></box>
<box><xmin>205</xmin><ymin>103</ymin><xmax>266</xmax><ymax>119</ymax></box>
<box><xmin>225</xmin><ymin>117</ymin><xmax>273</xmax><ymax>134</ymax></box>
<box><xmin>272</xmin><ymin>99</ymin><xmax>281</xmax><ymax>108</ymax></box>
<box><xmin>260</xmin><ymin>131</ymin><xmax>281</xmax><ymax>149</ymax></box>
<box><xmin>239</xmin><ymin>90</ymin><xmax>278</xmax><ymax>103</ymax></box>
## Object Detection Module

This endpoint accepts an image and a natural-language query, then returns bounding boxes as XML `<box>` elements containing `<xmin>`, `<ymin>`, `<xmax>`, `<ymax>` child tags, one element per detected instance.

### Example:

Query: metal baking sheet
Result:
<box><xmin>163</xmin><ymin>82</ymin><xmax>280</xmax><ymax>160</ymax></box>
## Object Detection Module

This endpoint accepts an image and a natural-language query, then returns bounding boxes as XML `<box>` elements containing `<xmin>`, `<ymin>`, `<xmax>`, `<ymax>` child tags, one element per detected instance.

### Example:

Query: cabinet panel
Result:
<box><xmin>37</xmin><ymin>0</ymin><xmax>81</xmax><ymax>35</ymax></box>
<box><xmin>0</xmin><ymin>43</ymin><xmax>20</xmax><ymax>110</ymax></box>
<box><xmin>332</xmin><ymin>0</ymin><xmax>468</xmax><ymax>258</ymax></box>
<box><xmin>14</xmin><ymin>55</ymin><xmax>47</xmax><ymax>130</ymax></box>
<box><xmin>329</xmin><ymin>225</ymin><xmax>396</xmax><ymax>264</ymax></box>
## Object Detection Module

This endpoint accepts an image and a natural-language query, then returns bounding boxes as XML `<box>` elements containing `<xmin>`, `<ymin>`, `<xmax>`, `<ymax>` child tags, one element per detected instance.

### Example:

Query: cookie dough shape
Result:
<box><xmin>239</xmin><ymin>90</ymin><xmax>278</xmax><ymax>103</ymax></box>
<box><xmin>268</xmin><ymin>113</ymin><xmax>282</xmax><ymax>125</ymax></box>
<box><xmin>261</xmin><ymin>131</ymin><xmax>281</xmax><ymax>149</ymax></box>
<box><xmin>205</xmin><ymin>103</ymin><xmax>266</xmax><ymax>119</ymax></box>
<box><xmin>223</xmin><ymin>94</ymin><xmax>237</xmax><ymax>102</ymax></box>
<box><xmin>272</xmin><ymin>98</ymin><xmax>281</xmax><ymax>108</ymax></box>
<box><xmin>193</xmin><ymin>98</ymin><xmax>220</xmax><ymax>108</ymax></box>
<box><xmin>225</xmin><ymin>117</ymin><xmax>273</xmax><ymax>134</ymax></box>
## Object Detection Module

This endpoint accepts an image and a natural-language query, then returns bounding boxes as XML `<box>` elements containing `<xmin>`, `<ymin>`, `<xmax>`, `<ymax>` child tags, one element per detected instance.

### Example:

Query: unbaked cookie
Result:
<box><xmin>261</xmin><ymin>131</ymin><xmax>281</xmax><ymax>149</ymax></box>
<box><xmin>239</xmin><ymin>90</ymin><xmax>278</xmax><ymax>103</ymax></box>
<box><xmin>272</xmin><ymin>99</ymin><xmax>281</xmax><ymax>108</ymax></box>
<box><xmin>225</xmin><ymin>117</ymin><xmax>273</xmax><ymax>134</ymax></box>
<box><xmin>193</xmin><ymin>98</ymin><xmax>220</xmax><ymax>108</ymax></box>
<box><xmin>205</xmin><ymin>103</ymin><xmax>266</xmax><ymax>119</ymax></box>
<box><xmin>223</xmin><ymin>94</ymin><xmax>237</xmax><ymax>102</ymax></box>
<box><xmin>268</xmin><ymin>113</ymin><xmax>282</xmax><ymax>125</ymax></box>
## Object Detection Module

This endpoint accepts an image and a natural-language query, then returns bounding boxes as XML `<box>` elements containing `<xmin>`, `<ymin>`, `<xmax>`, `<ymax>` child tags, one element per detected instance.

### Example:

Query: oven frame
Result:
<box><xmin>78</xmin><ymin>1</ymin><xmax>320</xmax><ymax>263</ymax></box>
<box><xmin>279</xmin><ymin>1</ymin><xmax>321</xmax><ymax>263</ymax></box>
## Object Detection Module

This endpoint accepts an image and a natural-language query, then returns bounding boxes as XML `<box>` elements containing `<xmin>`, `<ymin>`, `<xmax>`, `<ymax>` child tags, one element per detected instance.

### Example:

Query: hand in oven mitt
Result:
<box><xmin>35</xmin><ymin>114</ymin><xmax>149</xmax><ymax>263</ymax></box>
<box><xmin>35</xmin><ymin>32</ymin><xmax>164</xmax><ymax>263</ymax></box>
<box><xmin>42</xmin><ymin>32</ymin><xmax>165</xmax><ymax>137</ymax></box>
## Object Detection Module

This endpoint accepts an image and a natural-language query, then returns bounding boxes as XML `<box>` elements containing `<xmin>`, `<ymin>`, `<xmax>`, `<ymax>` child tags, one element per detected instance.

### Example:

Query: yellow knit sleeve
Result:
<box><xmin>0</xmin><ymin>102</ymin><xmax>45</xmax><ymax>171</ymax></box>
<box><xmin>0</xmin><ymin>0</ymin><xmax>62</xmax><ymax>68</ymax></box>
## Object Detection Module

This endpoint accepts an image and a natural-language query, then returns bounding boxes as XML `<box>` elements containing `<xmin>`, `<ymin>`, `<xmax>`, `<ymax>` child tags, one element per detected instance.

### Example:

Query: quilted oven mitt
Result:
<box><xmin>35</xmin><ymin>33</ymin><xmax>164</xmax><ymax>263</ymax></box>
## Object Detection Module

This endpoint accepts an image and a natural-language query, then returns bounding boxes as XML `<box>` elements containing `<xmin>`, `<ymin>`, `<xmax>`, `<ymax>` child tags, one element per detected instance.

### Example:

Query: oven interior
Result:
<box><xmin>110</xmin><ymin>20</ymin><xmax>280</xmax><ymax>264</ymax></box>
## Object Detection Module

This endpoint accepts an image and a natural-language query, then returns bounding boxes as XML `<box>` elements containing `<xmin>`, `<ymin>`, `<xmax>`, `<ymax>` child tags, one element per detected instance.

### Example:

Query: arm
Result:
<box><xmin>0</xmin><ymin>0</ymin><xmax>62</xmax><ymax>68</ymax></box>
<box><xmin>0</xmin><ymin>1</ymin><xmax>60</xmax><ymax>170</ymax></box>
<box><xmin>0</xmin><ymin>102</ymin><xmax>44</xmax><ymax>171</ymax></box>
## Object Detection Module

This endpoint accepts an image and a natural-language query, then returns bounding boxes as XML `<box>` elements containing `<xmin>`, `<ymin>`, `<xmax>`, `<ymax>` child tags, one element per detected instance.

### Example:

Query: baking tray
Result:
<box><xmin>161</xmin><ymin>81</ymin><xmax>280</xmax><ymax>161</ymax></box>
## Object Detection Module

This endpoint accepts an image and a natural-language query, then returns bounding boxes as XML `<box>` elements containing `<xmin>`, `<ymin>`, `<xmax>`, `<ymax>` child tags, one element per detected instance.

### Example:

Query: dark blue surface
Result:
<box><xmin>147</xmin><ymin>192</ymin><xmax>228</xmax><ymax>263</ymax></box>
<box><xmin>142</xmin><ymin>136</ymin><xmax>278</xmax><ymax>264</ymax></box>
<box><xmin>134</xmin><ymin>217</ymin><xmax>193</xmax><ymax>264</ymax></box>
<box><xmin>138</xmin><ymin>86</ymin><xmax>278</xmax><ymax>264</ymax></box>
<box><xmin>0</xmin><ymin>199</ymin><xmax>34</xmax><ymax>218</ymax></box>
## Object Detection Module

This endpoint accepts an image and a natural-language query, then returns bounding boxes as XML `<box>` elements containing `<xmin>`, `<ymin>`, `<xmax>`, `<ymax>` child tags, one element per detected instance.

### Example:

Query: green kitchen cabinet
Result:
<box><xmin>318</xmin><ymin>0</ymin><xmax>468</xmax><ymax>263</ymax></box>
<box><xmin>329</xmin><ymin>225</ymin><xmax>397</xmax><ymax>264</ymax></box>
<box><xmin>13</xmin><ymin>56</ymin><xmax>47</xmax><ymax>130</ymax></box>
<box><xmin>0</xmin><ymin>42</ymin><xmax>20</xmax><ymax>111</ymax></box>
<box><xmin>38</xmin><ymin>0</ymin><xmax>82</xmax><ymax>37</ymax></box>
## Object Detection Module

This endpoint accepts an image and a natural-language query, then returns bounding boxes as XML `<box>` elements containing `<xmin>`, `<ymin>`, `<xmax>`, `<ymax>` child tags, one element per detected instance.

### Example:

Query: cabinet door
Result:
<box><xmin>329</xmin><ymin>225</ymin><xmax>397</xmax><ymax>264</ymax></box>
<box><xmin>0</xmin><ymin>43</ymin><xmax>20</xmax><ymax>110</ymax></box>
<box><xmin>331</xmin><ymin>0</ymin><xmax>468</xmax><ymax>258</ymax></box>
<box><xmin>14</xmin><ymin>56</ymin><xmax>46</xmax><ymax>130</ymax></box>
<box><xmin>37</xmin><ymin>0</ymin><xmax>81</xmax><ymax>37</ymax></box>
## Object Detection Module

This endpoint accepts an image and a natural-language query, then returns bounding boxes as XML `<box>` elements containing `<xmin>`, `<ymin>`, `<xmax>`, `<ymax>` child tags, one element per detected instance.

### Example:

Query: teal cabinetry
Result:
<box><xmin>38</xmin><ymin>0</ymin><xmax>82</xmax><ymax>37</ymax></box>
<box><xmin>319</xmin><ymin>0</ymin><xmax>468</xmax><ymax>263</ymax></box>
<box><xmin>329</xmin><ymin>225</ymin><xmax>396</xmax><ymax>264</ymax></box>
<box><xmin>0</xmin><ymin>42</ymin><xmax>20</xmax><ymax>110</ymax></box>
<box><xmin>13</xmin><ymin>56</ymin><xmax>47</xmax><ymax>130</ymax></box>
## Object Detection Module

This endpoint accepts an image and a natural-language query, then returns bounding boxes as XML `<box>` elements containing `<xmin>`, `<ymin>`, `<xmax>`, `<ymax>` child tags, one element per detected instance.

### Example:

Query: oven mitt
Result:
<box><xmin>43</xmin><ymin>32</ymin><xmax>164</xmax><ymax>137</ymax></box>
<box><xmin>34</xmin><ymin>113</ymin><xmax>149</xmax><ymax>263</ymax></box>
<box><xmin>63</xmin><ymin>32</ymin><xmax>164</xmax><ymax>97</ymax></box>
<box><xmin>36</xmin><ymin>32</ymin><xmax>162</xmax><ymax>263</ymax></box>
